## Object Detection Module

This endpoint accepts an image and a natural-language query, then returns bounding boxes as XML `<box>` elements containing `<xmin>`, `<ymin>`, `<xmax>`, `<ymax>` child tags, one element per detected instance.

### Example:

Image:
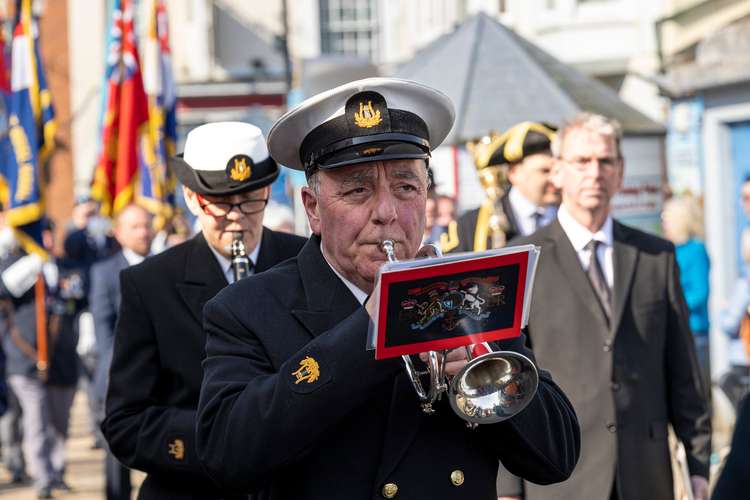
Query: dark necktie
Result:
<box><xmin>531</xmin><ymin>211</ymin><xmax>544</xmax><ymax>232</ymax></box>
<box><xmin>585</xmin><ymin>239</ymin><xmax>611</xmax><ymax>323</ymax></box>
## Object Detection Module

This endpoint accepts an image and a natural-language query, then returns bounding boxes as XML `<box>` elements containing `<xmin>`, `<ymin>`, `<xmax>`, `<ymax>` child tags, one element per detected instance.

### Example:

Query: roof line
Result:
<box><xmin>453</xmin><ymin>14</ymin><xmax>485</xmax><ymax>143</ymax></box>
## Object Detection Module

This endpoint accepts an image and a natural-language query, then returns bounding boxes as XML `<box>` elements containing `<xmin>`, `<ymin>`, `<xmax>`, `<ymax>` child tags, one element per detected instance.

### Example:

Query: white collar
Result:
<box><xmin>508</xmin><ymin>187</ymin><xmax>542</xmax><ymax>218</ymax></box>
<box><xmin>122</xmin><ymin>247</ymin><xmax>147</xmax><ymax>266</ymax></box>
<box><xmin>207</xmin><ymin>233</ymin><xmax>262</xmax><ymax>274</ymax></box>
<box><xmin>557</xmin><ymin>204</ymin><xmax>613</xmax><ymax>251</ymax></box>
<box><xmin>320</xmin><ymin>244</ymin><xmax>368</xmax><ymax>305</ymax></box>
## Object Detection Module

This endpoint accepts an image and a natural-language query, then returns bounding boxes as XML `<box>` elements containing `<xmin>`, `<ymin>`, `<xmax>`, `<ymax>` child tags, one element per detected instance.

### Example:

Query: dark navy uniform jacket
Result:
<box><xmin>196</xmin><ymin>235</ymin><xmax>580</xmax><ymax>499</ymax></box>
<box><xmin>102</xmin><ymin>229</ymin><xmax>306</xmax><ymax>500</ymax></box>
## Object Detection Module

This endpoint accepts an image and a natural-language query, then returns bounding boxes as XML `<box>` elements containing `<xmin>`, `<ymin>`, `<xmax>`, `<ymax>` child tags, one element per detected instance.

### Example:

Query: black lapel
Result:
<box><xmin>501</xmin><ymin>192</ymin><xmax>521</xmax><ymax>240</ymax></box>
<box><xmin>611</xmin><ymin>221</ymin><xmax>639</xmax><ymax>336</ymax></box>
<box><xmin>547</xmin><ymin>219</ymin><xmax>610</xmax><ymax>329</ymax></box>
<box><xmin>175</xmin><ymin>234</ymin><xmax>228</xmax><ymax>325</ymax></box>
<box><xmin>254</xmin><ymin>227</ymin><xmax>277</xmax><ymax>273</ymax></box>
<box><xmin>290</xmin><ymin>235</ymin><xmax>361</xmax><ymax>338</ymax></box>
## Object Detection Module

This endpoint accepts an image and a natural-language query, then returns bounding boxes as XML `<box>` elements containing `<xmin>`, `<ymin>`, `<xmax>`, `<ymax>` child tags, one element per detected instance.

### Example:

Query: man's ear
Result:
<box><xmin>301</xmin><ymin>187</ymin><xmax>321</xmax><ymax>235</ymax></box>
<box><xmin>182</xmin><ymin>186</ymin><xmax>201</xmax><ymax>217</ymax></box>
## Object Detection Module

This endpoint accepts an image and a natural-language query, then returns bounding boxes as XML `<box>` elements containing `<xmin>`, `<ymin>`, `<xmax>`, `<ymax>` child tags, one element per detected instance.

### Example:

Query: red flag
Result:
<box><xmin>91</xmin><ymin>0</ymin><xmax>150</xmax><ymax>217</ymax></box>
<box><xmin>0</xmin><ymin>18</ymin><xmax>10</xmax><ymax>94</ymax></box>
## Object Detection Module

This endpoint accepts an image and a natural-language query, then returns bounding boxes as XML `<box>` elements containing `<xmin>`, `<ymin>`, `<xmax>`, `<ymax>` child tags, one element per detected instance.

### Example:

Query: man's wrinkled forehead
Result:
<box><xmin>325</xmin><ymin>159</ymin><xmax>426</xmax><ymax>185</ymax></box>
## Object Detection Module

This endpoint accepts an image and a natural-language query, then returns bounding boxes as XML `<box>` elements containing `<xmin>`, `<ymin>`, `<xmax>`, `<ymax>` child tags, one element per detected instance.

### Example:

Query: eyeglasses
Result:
<box><xmin>197</xmin><ymin>195</ymin><xmax>268</xmax><ymax>216</ymax></box>
<box><xmin>563</xmin><ymin>156</ymin><xmax>621</xmax><ymax>172</ymax></box>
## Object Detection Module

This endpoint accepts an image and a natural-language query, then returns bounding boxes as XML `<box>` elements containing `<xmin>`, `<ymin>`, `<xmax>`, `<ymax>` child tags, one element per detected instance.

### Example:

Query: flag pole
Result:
<box><xmin>34</xmin><ymin>274</ymin><xmax>47</xmax><ymax>380</ymax></box>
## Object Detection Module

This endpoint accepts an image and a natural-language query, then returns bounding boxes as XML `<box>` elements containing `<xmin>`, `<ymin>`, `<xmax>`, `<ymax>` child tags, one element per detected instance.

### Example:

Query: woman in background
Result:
<box><xmin>662</xmin><ymin>195</ymin><xmax>711</xmax><ymax>394</ymax></box>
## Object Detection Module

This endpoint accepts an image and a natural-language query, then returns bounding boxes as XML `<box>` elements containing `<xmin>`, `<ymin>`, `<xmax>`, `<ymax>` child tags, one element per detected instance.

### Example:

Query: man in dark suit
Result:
<box><xmin>101</xmin><ymin>122</ymin><xmax>306</xmax><ymax>500</ymax></box>
<box><xmin>90</xmin><ymin>203</ymin><xmax>153</xmax><ymax>500</ymax></box>
<box><xmin>445</xmin><ymin>122</ymin><xmax>559</xmax><ymax>253</ymax></box>
<box><xmin>196</xmin><ymin>78</ymin><xmax>580</xmax><ymax>499</ymax></box>
<box><xmin>511</xmin><ymin>112</ymin><xmax>711</xmax><ymax>500</ymax></box>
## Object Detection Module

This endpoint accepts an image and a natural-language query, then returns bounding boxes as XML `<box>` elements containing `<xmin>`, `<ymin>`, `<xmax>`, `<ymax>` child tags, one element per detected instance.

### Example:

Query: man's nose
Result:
<box><xmin>372</xmin><ymin>190</ymin><xmax>398</xmax><ymax>225</ymax></box>
<box><xmin>225</xmin><ymin>206</ymin><xmax>244</xmax><ymax>221</ymax></box>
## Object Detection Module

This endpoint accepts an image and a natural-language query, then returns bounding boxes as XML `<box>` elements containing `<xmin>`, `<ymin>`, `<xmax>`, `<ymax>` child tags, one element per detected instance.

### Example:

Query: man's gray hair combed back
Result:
<box><xmin>551</xmin><ymin>112</ymin><xmax>623</xmax><ymax>159</ymax></box>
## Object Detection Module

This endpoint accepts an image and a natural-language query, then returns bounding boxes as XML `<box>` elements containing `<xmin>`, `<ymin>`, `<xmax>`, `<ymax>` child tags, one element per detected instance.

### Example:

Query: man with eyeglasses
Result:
<box><xmin>101</xmin><ymin>122</ymin><xmax>306</xmax><ymax>500</ymax></box>
<box><xmin>510</xmin><ymin>112</ymin><xmax>710</xmax><ymax>500</ymax></box>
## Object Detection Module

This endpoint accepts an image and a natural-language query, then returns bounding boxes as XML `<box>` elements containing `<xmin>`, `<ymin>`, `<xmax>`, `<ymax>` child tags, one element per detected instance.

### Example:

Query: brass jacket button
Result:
<box><xmin>382</xmin><ymin>482</ymin><xmax>398</xmax><ymax>498</ymax></box>
<box><xmin>450</xmin><ymin>469</ymin><xmax>465</xmax><ymax>486</ymax></box>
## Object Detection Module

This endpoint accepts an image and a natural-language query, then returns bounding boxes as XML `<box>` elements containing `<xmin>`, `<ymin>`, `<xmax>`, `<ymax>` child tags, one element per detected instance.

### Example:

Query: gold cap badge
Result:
<box><xmin>354</xmin><ymin>101</ymin><xmax>382</xmax><ymax>128</ymax></box>
<box><xmin>226</xmin><ymin>154</ymin><xmax>253</xmax><ymax>182</ymax></box>
<box><xmin>292</xmin><ymin>356</ymin><xmax>320</xmax><ymax>384</ymax></box>
<box><xmin>168</xmin><ymin>439</ymin><xmax>185</xmax><ymax>461</ymax></box>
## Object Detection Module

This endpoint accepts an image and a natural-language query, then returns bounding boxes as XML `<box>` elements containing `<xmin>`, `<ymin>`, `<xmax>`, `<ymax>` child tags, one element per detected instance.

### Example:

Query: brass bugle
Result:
<box><xmin>381</xmin><ymin>240</ymin><xmax>539</xmax><ymax>425</ymax></box>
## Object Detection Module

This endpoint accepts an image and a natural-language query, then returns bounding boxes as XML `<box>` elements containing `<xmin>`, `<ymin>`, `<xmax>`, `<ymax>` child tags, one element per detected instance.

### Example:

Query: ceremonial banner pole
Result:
<box><xmin>34</xmin><ymin>274</ymin><xmax>47</xmax><ymax>380</ymax></box>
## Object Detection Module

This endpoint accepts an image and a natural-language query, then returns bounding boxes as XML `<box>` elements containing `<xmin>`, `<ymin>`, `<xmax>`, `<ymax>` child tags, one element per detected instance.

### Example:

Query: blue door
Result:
<box><xmin>731</xmin><ymin>120</ymin><xmax>750</xmax><ymax>270</ymax></box>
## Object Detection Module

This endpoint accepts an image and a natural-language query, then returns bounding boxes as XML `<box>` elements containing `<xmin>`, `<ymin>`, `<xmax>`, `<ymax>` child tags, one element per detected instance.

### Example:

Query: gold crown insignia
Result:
<box><xmin>354</xmin><ymin>101</ymin><xmax>382</xmax><ymax>128</ymax></box>
<box><xmin>228</xmin><ymin>156</ymin><xmax>252</xmax><ymax>181</ymax></box>
<box><xmin>168</xmin><ymin>439</ymin><xmax>185</xmax><ymax>461</ymax></box>
<box><xmin>292</xmin><ymin>356</ymin><xmax>320</xmax><ymax>384</ymax></box>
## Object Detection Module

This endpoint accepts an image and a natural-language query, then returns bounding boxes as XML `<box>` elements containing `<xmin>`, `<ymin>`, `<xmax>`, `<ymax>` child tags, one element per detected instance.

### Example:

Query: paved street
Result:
<box><xmin>0</xmin><ymin>390</ymin><xmax>143</xmax><ymax>500</ymax></box>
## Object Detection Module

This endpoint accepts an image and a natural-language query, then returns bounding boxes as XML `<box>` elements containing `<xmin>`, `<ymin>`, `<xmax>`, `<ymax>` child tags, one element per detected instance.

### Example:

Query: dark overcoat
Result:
<box><xmin>102</xmin><ymin>229</ymin><xmax>306</xmax><ymax>500</ymax></box>
<box><xmin>196</xmin><ymin>235</ymin><xmax>580</xmax><ymax>500</ymax></box>
<box><xmin>511</xmin><ymin>219</ymin><xmax>711</xmax><ymax>500</ymax></box>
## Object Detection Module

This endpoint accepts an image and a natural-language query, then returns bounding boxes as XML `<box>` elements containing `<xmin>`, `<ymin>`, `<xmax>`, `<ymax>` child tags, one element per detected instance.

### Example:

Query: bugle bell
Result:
<box><xmin>380</xmin><ymin>240</ymin><xmax>539</xmax><ymax>425</ymax></box>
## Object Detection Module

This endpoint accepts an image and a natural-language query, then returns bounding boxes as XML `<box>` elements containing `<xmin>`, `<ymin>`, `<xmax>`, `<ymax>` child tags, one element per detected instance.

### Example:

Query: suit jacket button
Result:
<box><xmin>602</xmin><ymin>343</ymin><xmax>612</xmax><ymax>352</ymax></box>
<box><xmin>607</xmin><ymin>422</ymin><xmax>617</xmax><ymax>433</ymax></box>
<box><xmin>611</xmin><ymin>382</ymin><xmax>621</xmax><ymax>392</ymax></box>
<box><xmin>382</xmin><ymin>482</ymin><xmax>398</xmax><ymax>498</ymax></box>
<box><xmin>450</xmin><ymin>470</ymin><xmax>465</xmax><ymax>486</ymax></box>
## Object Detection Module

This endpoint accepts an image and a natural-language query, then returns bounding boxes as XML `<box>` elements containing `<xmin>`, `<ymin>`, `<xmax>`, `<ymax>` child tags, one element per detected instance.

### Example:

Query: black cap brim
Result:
<box><xmin>169</xmin><ymin>155</ymin><xmax>280</xmax><ymax>196</ymax></box>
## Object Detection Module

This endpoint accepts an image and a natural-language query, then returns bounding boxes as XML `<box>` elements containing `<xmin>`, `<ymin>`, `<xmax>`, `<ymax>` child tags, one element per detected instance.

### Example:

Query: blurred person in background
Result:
<box><xmin>511</xmin><ymin>112</ymin><xmax>710</xmax><ymax>500</ymax></box>
<box><xmin>0</xmin><ymin>220</ymin><xmax>83</xmax><ymax>498</ymax></box>
<box><xmin>446</xmin><ymin>122</ymin><xmax>559</xmax><ymax>253</ymax></box>
<box><xmin>662</xmin><ymin>195</ymin><xmax>711</xmax><ymax>393</ymax></box>
<box><xmin>89</xmin><ymin>204</ymin><xmax>154</xmax><ymax>500</ymax></box>
<box><xmin>150</xmin><ymin>208</ymin><xmax>193</xmax><ymax>254</ymax></box>
<box><xmin>263</xmin><ymin>200</ymin><xmax>296</xmax><ymax>234</ymax></box>
<box><xmin>719</xmin><ymin>228</ymin><xmax>750</xmax><ymax>410</ymax></box>
<box><xmin>63</xmin><ymin>196</ymin><xmax>118</xmax><ymax>446</ymax></box>
<box><xmin>0</xmin><ymin>209</ymin><xmax>28</xmax><ymax>485</ymax></box>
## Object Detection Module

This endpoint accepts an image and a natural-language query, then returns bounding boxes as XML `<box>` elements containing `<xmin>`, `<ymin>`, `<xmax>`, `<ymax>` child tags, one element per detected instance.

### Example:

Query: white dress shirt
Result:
<box><xmin>557</xmin><ymin>204</ymin><xmax>614</xmax><ymax>288</ymax></box>
<box><xmin>122</xmin><ymin>247</ymin><xmax>147</xmax><ymax>267</ymax></box>
<box><xmin>508</xmin><ymin>187</ymin><xmax>557</xmax><ymax>236</ymax></box>
<box><xmin>321</xmin><ymin>245</ymin><xmax>368</xmax><ymax>305</ymax></box>
<box><xmin>208</xmin><ymin>236</ymin><xmax>262</xmax><ymax>284</ymax></box>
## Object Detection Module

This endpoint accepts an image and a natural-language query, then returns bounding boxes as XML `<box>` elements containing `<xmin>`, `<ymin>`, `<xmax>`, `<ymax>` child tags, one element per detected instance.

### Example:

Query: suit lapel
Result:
<box><xmin>611</xmin><ymin>221</ymin><xmax>639</xmax><ymax>336</ymax></box>
<box><xmin>501</xmin><ymin>193</ymin><xmax>521</xmax><ymax>240</ymax></box>
<box><xmin>290</xmin><ymin>236</ymin><xmax>361</xmax><ymax>338</ymax></box>
<box><xmin>547</xmin><ymin>220</ymin><xmax>610</xmax><ymax>329</ymax></box>
<box><xmin>254</xmin><ymin>227</ymin><xmax>277</xmax><ymax>273</ymax></box>
<box><xmin>176</xmin><ymin>234</ymin><xmax>228</xmax><ymax>325</ymax></box>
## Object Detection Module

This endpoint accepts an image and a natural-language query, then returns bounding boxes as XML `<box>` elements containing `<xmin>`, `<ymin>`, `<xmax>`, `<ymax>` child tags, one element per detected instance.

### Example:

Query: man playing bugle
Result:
<box><xmin>196</xmin><ymin>79</ymin><xmax>580</xmax><ymax>499</ymax></box>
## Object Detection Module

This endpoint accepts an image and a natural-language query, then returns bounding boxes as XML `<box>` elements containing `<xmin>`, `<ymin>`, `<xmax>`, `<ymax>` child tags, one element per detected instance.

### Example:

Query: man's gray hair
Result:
<box><xmin>551</xmin><ymin>112</ymin><xmax>623</xmax><ymax>159</ymax></box>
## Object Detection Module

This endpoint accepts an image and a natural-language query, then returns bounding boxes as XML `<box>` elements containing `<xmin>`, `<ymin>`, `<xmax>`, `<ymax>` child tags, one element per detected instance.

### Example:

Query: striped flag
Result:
<box><xmin>140</xmin><ymin>0</ymin><xmax>177</xmax><ymax>228</ymax></box>
<box><xmin>91</xmin><ymin>0</ymin><xmax>151</xmax><ymax>217</ymax></box>
<box><xmin>0</xmin><ymin>0</ymin><xmax>56</xmax><ymax>258</ymax></box>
